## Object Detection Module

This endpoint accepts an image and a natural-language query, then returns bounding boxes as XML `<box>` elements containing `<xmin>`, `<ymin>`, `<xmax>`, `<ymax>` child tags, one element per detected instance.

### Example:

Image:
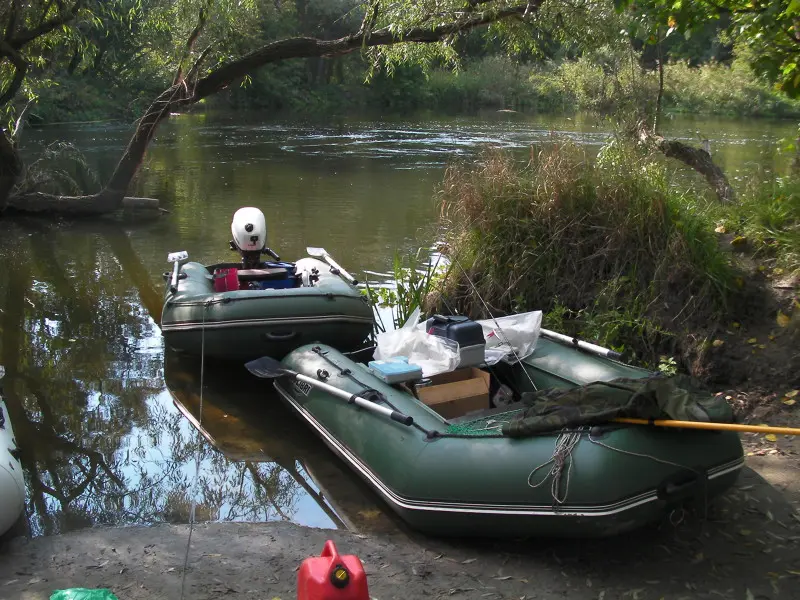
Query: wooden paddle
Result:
<box><xmin>613</xmin><ymin>417</ymin><xmax>800</xmax><ymax>436</ymax></box>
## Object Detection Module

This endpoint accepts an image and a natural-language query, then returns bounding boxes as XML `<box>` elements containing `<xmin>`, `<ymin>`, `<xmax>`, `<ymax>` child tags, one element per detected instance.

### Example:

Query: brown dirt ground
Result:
<box><xmin>0</xmin><ymin>457</ymin><xmax>798</xmax><ymax>600</ymax></box>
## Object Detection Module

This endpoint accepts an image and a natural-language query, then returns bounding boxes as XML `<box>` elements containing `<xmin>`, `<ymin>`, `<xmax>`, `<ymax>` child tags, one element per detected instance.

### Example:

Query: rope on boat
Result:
<box><xmin>180</xmin><ymin>300</ymin><xmax>211</xmax><ymax>600</ymax></box>
<box><xmin>587</xmin><ymin>431</ymin><xmax>710</xmax><ymax>527</ymax></box>
<box><xmin>527</xmin><ymin>430</ymin><xmax>583</xmax><ymax>504</ymax></box>
<box><xmin>586</xmin><ymin>431</ymin><xmax>698</xmax><ymax>473</ymax></box>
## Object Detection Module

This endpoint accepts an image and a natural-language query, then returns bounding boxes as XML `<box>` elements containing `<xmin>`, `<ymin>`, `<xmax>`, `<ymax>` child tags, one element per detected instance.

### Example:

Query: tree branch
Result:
<box><xmin>173</xmin><ymin>1</ymin><xmax>211</xmax><ymax>86</ymax></box>
<box><xmin>638</xmin><ymin>122</ymin><xmax>736</xmax><ymax>203</ymax></box>
<box><xmin>186</xmin><ymin>44</ymin><xmax>215</xmax><ymax>87</ymax></box>
<box><xmin>358</xmin><ymin>0</ymin><xmax>380</xmax><ymax>37</ymax></box>
<box><xmin>11</xmin><ymin>0</ymin><xmax>83</xmax><ymax>49</ymax></box>
<box><xmin>5</xmin><ymin>0</ymin><xmax>20</xmax><ymax>40</ymax></box>
<box><xmin>0</xmin><ymin>40</ymin><xmax>28</xmax><ymax>106</ymax></box>
<box><xmin>190</xmin><ymin>2</ymin><xmax>538</xmax><ymax>102</ymax></box>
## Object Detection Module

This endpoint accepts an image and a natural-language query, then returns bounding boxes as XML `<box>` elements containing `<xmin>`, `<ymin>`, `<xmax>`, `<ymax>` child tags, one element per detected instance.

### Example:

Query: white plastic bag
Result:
<box><xmin>476</xmin><ymin>310</ymin><xmax>542</xmax><ymax>365</ymax></box>
<box><xmin>374</xmin><ymin>308</ymin><xmax>460</xmax><ymax>376</ymax></box>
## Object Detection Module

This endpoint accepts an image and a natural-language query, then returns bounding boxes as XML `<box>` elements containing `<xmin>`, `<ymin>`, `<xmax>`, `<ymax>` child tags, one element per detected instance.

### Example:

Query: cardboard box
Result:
<box><xmin>417</xmin><ymin>367</ymin><xmax>490</xmax><ymax>419</ymax></box>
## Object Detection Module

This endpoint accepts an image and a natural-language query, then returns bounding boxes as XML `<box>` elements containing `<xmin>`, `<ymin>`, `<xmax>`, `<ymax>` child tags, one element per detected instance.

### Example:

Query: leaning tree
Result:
<box><xmin>1</xmin><ymin>0</ymin><xmax>797</xmax><ymax>216</ymax></box>
<box><xmin>1</xmin><ymin>0</ymin><xmax>559</xmax><ymax>216</ymax></box>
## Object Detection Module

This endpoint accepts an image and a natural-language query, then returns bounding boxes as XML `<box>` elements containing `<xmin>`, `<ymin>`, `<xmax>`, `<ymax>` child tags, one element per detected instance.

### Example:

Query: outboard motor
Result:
<box><xmin>220</xmin><ymin>206</ymin><xmax>302</xmax><ymax>291</ymax></box>
<box><xmin>230</xmin><ymin>206</ymin><xmax>268</xmax><ymax>269</ymax></box>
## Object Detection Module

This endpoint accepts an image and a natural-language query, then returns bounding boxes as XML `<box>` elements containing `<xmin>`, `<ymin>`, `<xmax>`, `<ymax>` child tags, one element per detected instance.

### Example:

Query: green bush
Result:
<box><xmin>715</xmin><ymin>173</ymin><xmax>800</xmax><ymax>274</ymax></box>
<box><xmin>433</xmin><ymin>140</ymin><xmax>738</xmax><ymax>363</ymax></box>
<box><xmin>662</xmin><ymin>58</ymin><xmax>800</xmax><ymax>118</ymax></box>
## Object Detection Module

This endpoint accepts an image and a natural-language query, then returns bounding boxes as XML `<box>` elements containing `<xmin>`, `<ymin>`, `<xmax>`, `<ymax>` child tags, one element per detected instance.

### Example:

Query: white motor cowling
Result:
<box><xmin>231</xmin><ymin>207</ymin><xmax>267</xmax><ymax>252</ymax></box>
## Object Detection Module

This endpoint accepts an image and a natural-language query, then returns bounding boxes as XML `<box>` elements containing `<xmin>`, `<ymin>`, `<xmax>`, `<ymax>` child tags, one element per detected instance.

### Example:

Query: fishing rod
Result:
<box><xmin>448</xmin><ymin>254</ymin><xmax>539</xmax><ymax>391</ymax></box>
<box><xmin>446</xmin><ymin>250</ymin><xmax>622</xmax><ymax>366</ymax></box>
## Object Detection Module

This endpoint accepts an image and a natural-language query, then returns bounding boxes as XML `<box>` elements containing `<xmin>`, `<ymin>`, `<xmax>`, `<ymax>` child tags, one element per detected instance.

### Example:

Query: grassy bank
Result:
<box><xmin>713</xmin><ymin>175</ymin><xmax>800</xmax><ymax>275</ymax></box>
<box><xmin>421</xmin><ymin>53</ymin><xmax>800</xmax><ymax>118</ymax></box>
<box><xmin>29</xmin><ymin>49</ymin><xmax>800</xmax><ymax>123</ymax></box>
<box><xmin>216</xmin><ymin>50</ymin><xmax>800</xmax><ymax>119</ymax></box>
<box><xmin>422</xmin><ymin>140</ymin><xmax>797</xmax><ymax>371</ymax></box>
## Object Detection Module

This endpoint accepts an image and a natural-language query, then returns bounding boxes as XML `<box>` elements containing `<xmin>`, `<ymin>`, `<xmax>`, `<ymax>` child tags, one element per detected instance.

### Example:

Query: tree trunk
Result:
<box><xmin>0</xmin><ymin>131</ymin><xmax>22</xmax><ymax>213</ymax></box>
<box><xmin>3</xmin><ymin>191</ymin><xmax>163</xmax><ymax>215</ymax></box>
<box><xmin>4</xmin><ymin>1</ymin><xmax>539</xmax><ymax>218</ymax></box>
<box><xmin>638</xmin><ymin>124</ymin><xmax>736</xmax><ymax>203</ymax></box>
<box><xmin>105</xmin><ymin>85</ymin><xmax>185</xmax><ymax>198</ymax></box>
<box><xmin>3</xmin><ymin>85</ymin><xmax>182</xmax><ymax>215</ymax></box>
<box><xmin>654</xmin><ymin>57</ymin><xmax>664</xmax><ymax>132</ymax></box>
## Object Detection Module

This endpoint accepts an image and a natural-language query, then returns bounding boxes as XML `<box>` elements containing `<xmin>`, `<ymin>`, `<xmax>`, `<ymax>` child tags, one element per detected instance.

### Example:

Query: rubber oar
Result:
<box><xmin>245</xmin><ymin>355</ymin><xmax>413</xmax><ymax>426</ymax></box>
<box><xmin>306</xmin><ymin>247</ymin><xmax>359</xmax><ymax>285</ymax></box>
<box><xmin>613</xmin><ymin>417</ymin><xmax>800</xmax><ymax>436</ymax></box>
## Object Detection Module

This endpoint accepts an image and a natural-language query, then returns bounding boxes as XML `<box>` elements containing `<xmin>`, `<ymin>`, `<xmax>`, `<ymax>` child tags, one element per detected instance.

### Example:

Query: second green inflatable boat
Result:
<box><xmin>251</xmin><ymin>334</ymin><xmax>744</xmax><ymax>539</ymax></box>
<box><xmin>161</xmin><ymin>256</ymin><xmax>375</xmax><ymax>361</ymax></box>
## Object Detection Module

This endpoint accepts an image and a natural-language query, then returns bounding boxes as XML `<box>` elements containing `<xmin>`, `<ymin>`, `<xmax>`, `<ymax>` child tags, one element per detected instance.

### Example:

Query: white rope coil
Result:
<box><xmin>527</xmin><ymin>430</ymin><xmax>583</xmax><ymax>504</ymax></box>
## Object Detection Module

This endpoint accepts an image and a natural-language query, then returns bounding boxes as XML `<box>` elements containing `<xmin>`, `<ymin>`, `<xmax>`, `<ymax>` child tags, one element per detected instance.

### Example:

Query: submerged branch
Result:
<box><xmin>637</xmin><ymin>123</ymin><xmax>736</xmax><ymax>204</ymax></box>
<box><xmin>4</xmin><ymin>191</ymin><xmax>163</xmax><ymax>215</ymax></box>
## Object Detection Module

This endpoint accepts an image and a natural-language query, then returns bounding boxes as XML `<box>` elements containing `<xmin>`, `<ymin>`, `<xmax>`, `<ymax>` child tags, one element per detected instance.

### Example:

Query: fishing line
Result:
<box><xmin>449</xmin><ymin>253</ymin><xmax>538</xmax><ymax>391</ymax></box>
<box><xmin>180</xmin><ymin>301</ymin><xmax>209</xmax><ymax>600</ymax></box>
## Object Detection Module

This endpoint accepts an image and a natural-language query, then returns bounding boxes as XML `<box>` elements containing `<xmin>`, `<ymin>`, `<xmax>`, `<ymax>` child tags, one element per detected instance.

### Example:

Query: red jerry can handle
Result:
<box><xmin>297</xmin><ymin>540</ymin><xmax>369</xmax><ymax>600</ymax></box>
<box><xmin>321</xmin><ymin>541</ymin><xmax>348</xmax><ymax>589</ymax></box>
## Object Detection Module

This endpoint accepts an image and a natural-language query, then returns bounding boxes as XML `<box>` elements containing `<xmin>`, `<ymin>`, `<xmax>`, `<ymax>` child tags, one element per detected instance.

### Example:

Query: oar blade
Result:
<box><xmin>306</xmin><ymin>246</ymin><xmax>327</xmax><ymax>258</ymax></box>
<box><xmin>244</xmin><ymin>356</ymin><xmax>289</xmax><ymax>379</ymax></box>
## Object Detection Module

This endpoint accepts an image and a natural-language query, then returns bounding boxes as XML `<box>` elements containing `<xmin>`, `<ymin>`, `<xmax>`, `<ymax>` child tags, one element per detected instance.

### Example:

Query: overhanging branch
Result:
<box><xmin>637</xmin><ymin>122</ymin><xmax>736</xmax><ymax>204</ymax></box>
<box><xmin>0</xmin><ymin>40</ymin><xmax>28</xmax><ymax>106</ymax></box>
<box><xmin>189</xmin><ymin>2</ymin><xmax>539</xmax><ymax>102</ymax></box>
<box><xmin>11</xmin><ymin>1</ymin><xmax>83</xmax><ymax>49</ymax></box>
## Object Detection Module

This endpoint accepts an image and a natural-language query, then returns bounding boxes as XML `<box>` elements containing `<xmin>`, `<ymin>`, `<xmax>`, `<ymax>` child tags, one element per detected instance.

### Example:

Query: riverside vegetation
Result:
<box><xmin>373</xmin><ymin>139</ymin><xmax>798</xmax><ymax>415</ymax></box>
<box><xmin>31</xmin><ymin>45</ymin><xmax>800</xmax><ymax>122</ymax></box>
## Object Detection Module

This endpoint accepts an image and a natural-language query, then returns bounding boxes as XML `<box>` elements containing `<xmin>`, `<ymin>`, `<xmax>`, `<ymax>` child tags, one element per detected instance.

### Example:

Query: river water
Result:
<box><xmin>0</xmin><ymin>110</ymin><xmax>795</xmax><ymax>537</ymax></box>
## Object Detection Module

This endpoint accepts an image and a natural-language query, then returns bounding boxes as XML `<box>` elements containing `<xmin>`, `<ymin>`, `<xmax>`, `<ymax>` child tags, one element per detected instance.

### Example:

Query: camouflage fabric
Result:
<box><xmin>502</xmin><ymin>374</ymin><xmax>734</xmax><ymax>438</ymax></box>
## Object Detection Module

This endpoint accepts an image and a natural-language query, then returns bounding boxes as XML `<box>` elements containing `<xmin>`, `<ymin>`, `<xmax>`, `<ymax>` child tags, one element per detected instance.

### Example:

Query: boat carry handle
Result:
<box><xmin>657</xmin><ymin>470</ymin><xmax>706</xmax><ymax>504</ymax></box>
<box><xmin>263</xmin><ymin>331</ymin><xmax>298</xmax><ymax>341</ymax></box>
<box><xmin>167</xmin><ymin>250</ymin><xmax>189</xmax><ymax>293</ymax></box>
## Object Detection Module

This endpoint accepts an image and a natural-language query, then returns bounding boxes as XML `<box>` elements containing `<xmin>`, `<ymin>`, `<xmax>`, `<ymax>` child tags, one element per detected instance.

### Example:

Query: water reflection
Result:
<box><xmin>0</xmin><ymin>221</ymin><xmax>397</xmax><ymax>536</ymax></box>
<box><xmin>0</xmin><ymin>222</ymin><xmax>163</xmax><ymax>535</ymax></box>
<box><xmin>163</xmin><ymin>351</ymin><xmax>401</xmax><ymax>535</ymax></box>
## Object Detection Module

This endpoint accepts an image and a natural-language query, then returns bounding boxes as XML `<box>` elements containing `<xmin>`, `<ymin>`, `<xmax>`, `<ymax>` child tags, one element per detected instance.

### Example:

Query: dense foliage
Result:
<box><xmin>432</xmin><ymin>142</ymin><xmax>738</xmax><ymax>362</ymax></box>
<box><xmin>2</xmin><ymin>0</ymin><xmax>799</xmax><ymax>126</ymax></box>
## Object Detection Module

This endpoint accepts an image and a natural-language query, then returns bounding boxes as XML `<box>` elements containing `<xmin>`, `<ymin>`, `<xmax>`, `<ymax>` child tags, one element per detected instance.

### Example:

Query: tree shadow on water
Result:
<box><xmin>0</xmin><ymin>222</ymin><xmax>303</xmax><ymax>537</ymax></box>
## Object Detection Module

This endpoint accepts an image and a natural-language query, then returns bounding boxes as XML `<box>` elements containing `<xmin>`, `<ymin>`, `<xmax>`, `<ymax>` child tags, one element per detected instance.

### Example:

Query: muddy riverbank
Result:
<box><xmin>1</xmin><ymin>459</ymin><xmax>798</xmax><ymax>600</ymax></box>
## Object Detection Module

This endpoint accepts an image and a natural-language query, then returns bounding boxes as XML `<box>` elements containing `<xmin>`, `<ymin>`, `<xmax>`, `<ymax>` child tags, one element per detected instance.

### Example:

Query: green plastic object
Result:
<box><xmin>50</xmin><ymin>589</ymin><xmax>120</xmax><ymax>600</ymax></box>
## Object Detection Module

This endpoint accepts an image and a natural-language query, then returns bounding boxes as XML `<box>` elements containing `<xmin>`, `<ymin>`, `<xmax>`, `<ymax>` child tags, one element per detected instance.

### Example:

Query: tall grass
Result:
<box><xmin>363</xmin><ymin>247</ymin><xmax>448</xmax><ymax>332</ymax></box>
<box><xmin>432</xmin><ymin>140</ymin><xmax>739</xmax><ymax>363</ymax></box>
<box><xmin>714</xmin><ymin>174</ymin><xmax>800</xmax><ymax>275</ymax></box>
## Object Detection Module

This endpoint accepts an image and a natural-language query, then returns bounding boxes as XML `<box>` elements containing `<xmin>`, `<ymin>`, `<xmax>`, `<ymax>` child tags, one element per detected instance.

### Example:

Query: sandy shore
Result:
<box><xmin>1</xmin><ymin>461</ymin><xmax>798</xmax><ymax>600</ymax></box>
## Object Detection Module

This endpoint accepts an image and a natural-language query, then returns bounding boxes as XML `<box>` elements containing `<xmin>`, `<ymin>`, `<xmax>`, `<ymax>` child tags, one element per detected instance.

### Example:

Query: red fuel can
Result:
<box><xmin>297</xmin><ymin>540</ymin><xmax>370</xmax><ymax>600</ymax></box>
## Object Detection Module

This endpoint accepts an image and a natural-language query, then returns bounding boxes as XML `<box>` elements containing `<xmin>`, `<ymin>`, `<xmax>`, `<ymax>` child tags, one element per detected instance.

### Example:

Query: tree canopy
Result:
<box><xmin>0</xmin><ymin>0</ymin><xmax>798</xmax><ymax>215</ymax></box>
<box><xmin>619</xmin><ymin>0</ymin><xmax>800</xmax><ymax>98</ymax></box>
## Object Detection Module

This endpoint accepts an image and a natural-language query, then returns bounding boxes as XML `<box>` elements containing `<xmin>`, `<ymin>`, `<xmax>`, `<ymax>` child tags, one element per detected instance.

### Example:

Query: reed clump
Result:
<box><xmin>433</xmin><ymin>141</ymin><xmax>738</xmax><ymax>363</ymax></box>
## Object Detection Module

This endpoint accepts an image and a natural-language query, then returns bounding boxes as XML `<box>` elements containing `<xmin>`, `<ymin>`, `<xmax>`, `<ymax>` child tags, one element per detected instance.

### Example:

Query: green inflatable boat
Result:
<box><xmin>160</xmin><ymin>254</ymin><xmax>375</xmax><ymax>361</ymax></box>
<box><xmin>247</xmin><ymin>322</ymin><xmax>744</xmax><ymax>539</ymax></box>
